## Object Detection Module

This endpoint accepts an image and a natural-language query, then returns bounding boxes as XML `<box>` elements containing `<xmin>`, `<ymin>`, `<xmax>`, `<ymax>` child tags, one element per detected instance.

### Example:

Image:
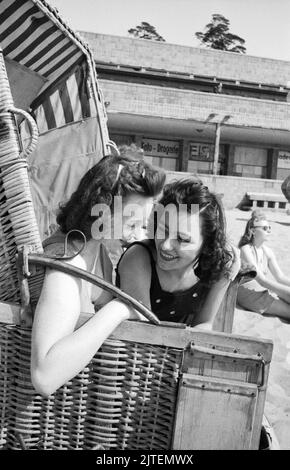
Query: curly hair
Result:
<box><xmin>57</xmin><ymin>154</ymin><xmax>166</xmax><ymax>239</ymax></box>
<box><xmin>157</xmin><ymin>178</ymin><xmax>233</xmax><ymax>285</ymax></box>
<box><xmin>238</xmin><ymin>209</ymin><xmax>268</xmax><ymax>248</ymax></box>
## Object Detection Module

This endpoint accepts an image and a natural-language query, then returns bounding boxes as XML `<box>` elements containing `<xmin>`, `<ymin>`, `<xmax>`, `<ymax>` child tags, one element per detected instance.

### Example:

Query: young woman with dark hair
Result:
<box><xmin>116</xmin><ymin>178</ymin><xmax>240</xmax><ymax>329</ymax></box>
<box><xmin>237</xmin><ymin>210</ymin><xmax>290</xmax><ymax>319</ymax></box>
<box><xmin>31</xmin><ymin>154</ymin><xmax>165</xmax><ymax>397</ymax></box>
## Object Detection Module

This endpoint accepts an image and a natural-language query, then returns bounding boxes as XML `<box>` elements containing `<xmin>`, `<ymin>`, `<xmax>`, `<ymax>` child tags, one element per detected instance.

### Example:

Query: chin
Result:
<box><xmin>157</xmin><ymin>257</ymin><xmax>178</xmax><ymax>270</ymax></box>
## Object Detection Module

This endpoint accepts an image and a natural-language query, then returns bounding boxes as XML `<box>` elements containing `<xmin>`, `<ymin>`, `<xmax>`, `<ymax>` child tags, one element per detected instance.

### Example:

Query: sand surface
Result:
<box><xmin>225</xmin><ymin>208</ymin><xmax>290</xmax><ymax>450</ymax></box>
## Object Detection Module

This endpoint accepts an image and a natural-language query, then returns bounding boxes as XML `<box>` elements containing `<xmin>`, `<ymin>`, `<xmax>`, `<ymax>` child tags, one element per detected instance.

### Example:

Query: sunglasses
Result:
<box><xmin>253</xmin><ymin>225</ymin><xmax>271</xmax><ymax>231</ymax></box>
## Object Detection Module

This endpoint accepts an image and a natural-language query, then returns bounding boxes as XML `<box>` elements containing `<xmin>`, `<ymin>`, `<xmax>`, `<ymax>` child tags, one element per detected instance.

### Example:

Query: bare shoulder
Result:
<box><xmin>118</xmin><ymin>244</ymin><xmax>152</xmax><ymax>273</ymax></box>
<box><xmin>263</xmin><ymin>244</ymin><xmax>275</xmax><ymax>260</ymax></box>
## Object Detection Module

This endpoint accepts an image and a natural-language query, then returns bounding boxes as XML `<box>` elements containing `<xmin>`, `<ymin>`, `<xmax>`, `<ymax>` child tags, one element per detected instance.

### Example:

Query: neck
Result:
<box><xmin>252</xmin><ymin>239</ymin><xmax>263</xmax><ymax>249</ymax></box>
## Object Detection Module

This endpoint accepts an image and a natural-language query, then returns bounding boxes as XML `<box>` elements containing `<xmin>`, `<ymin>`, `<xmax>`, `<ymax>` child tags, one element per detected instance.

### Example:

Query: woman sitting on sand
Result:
<box><xmin>116</xmin><ymin>178</ymin><xmax>240</xmax><ymax>329</ymax></box>
<box><xmin>237</xmin><ymin>210</ymin><xmax>290</xmax><ymax>320</ymax></box>
<box><xmin>31</xmin><ymin>153</ymin><xmax>165</xmax><ymax>397</ymax></box>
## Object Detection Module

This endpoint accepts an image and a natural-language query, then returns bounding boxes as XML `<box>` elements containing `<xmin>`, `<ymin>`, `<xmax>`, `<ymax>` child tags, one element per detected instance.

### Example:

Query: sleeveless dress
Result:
<box><xmin>237</xmin><ymin>244</ymin><xmax>276</xmax><ymax>314</ymax></box>
<box><xmin>43</xmin><ymin>230</ymin><xmax>113</xmax><ymax>315</ymax></box>
<box><xmin>116</xmin><ymin>240</ymin><xmax>210</xmax><ymax>326</ymax></box>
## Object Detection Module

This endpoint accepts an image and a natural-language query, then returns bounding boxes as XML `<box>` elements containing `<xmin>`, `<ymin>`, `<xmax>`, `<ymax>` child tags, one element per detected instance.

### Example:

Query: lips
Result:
<box><xmin>159</xmin><ymin>249</ymin><xmax>178</xmax><ymax>262</ymax></box>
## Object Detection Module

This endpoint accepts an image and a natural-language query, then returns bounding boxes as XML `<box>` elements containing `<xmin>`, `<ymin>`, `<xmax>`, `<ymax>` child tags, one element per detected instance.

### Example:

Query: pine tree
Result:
<box><xmin>195</xmin><ymin>14</ymin><xmax>246</xmax><ymax>53</ymax></box>
<box><xmin>128</xmin><ymin>22</ymin><xmax>165</xmax><ymax>42</ymax></box>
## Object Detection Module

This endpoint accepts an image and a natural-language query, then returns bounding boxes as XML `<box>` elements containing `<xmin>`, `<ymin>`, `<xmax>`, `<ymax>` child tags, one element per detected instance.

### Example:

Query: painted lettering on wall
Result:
<box><xmin>141</xmin><ymin>139</ymin><xmax>179</xmax><ymax>158</ymax></box>
<box><xmin>278</xmin><ymin>151</ymin><xmax>290</xmax><ymax>169</ymax></box>
<box><xmin>190</xmin><ymin>143</ymin><xmax>214</xmax><ymax>161</ymax></box>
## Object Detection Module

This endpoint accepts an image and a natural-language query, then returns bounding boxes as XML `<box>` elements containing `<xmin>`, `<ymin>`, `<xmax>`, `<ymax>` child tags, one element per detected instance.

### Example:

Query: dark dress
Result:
<box><xmin>116</xmin><ymin>241</ymin><xmax>210</xmax><ymax>326</ymax></box>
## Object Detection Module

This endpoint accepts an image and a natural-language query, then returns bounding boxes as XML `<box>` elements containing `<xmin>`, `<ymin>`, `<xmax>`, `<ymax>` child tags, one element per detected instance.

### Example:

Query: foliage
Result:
<box><xmin>128</xmin><ymin>21</ymin><xmax>165</xmax><ymax>42</ymax></box>
<box><xmin>195</xmin><ymin>14</ymin><xmax>246</xmax><ymax>53</ymax></box>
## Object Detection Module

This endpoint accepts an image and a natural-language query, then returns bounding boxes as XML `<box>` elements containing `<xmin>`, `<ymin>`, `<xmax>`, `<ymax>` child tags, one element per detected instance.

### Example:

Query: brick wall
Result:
<box><xmin>166</xmin><ymin>172</ymin><xmax>285</xmax><ymax>209</ymax></box>
<box><xmin>100</xmin><ymin>79</ymin><xmax>290</xmax><ymax>131</ymax></box>
<box><xmin>81</xmin><ymin>32</ymin><xmax>290</xmax><ymax>87</ymax></box>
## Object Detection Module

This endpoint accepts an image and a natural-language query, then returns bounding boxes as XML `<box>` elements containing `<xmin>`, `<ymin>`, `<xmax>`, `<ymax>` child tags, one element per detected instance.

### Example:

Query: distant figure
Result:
<box><xmin>214</xmin><ymin>82</ymin><xmax>223</xmax><ymax>93</ymax></box>
<box><xmin>237</xmin><ymin>210</ymin><xmax>290</xmax><ymax>320</ymax></box>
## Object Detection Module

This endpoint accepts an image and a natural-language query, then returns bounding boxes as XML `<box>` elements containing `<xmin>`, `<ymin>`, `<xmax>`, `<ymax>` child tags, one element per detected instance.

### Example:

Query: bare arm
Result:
<box><xmin>193</xmin><ymin>276</ymin><xmax>232</xmax><ymax>330</ymax></box>
<box><xmin>240</xmin><ymin>245</ymin><xmax>290</xmax><ymax>303</ymax></box>
<box><xmin>118</xmin><ymin>244</ymin><xmax>152</xmax><ymax>310</ymax></box>
<box><xmin>31</xmin><ymin>255</ymin><xmax>133</xmax><ymax>397</ymax></box>
<box><xmin>266</xmin><ymin>247</ymin><xmax>290</xmax><ymax>286</ymax></box>
<box><xmin>193</xmin><ymin>246</ymin><xmax>240</xmax><ymax>330</ymax></box>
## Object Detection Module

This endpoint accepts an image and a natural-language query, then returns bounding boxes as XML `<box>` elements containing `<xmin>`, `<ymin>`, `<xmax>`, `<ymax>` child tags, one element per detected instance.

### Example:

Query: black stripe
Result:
<box><xmin>14</xmin><ymin>25</ymin><xmax>58</xmax><ymax>63</ymax></box>
<box><xmin>42</xmin><ymin>98</ymin><xmax>56</xmax><ymax>130</ymax></box>
<box><xmin>42</xmin><ymin>49</ymin><xmax>80</xmax><ymax>78</ymax></box>
<box><xmin>30</xmin><ymin>57</ymin><xmax>83</xmax><ymax>110</ymax></box>
<box><xmin>59</xmin><ymin>82</ymin><xmax>74</xmax><ymax>124</ymax></box>
<box><xmin>0</xmin><ymin>5</ymin><xmax>39</xmax><ymax>43</ymax></box>
<box><xmin>34</xmin><ymin>41</ymin><xmax>73</xmax><ymax>73</ymax></box>
<box><xmin>75</xmin><ymin>63</ymin><xmax>91</xmax><ymax>119</ymax></box>
<box><xmin>0</xmin><ymin>0</ymin><xmax>27</xmax><ymax>25</ymax></box>
<box><xmin>3</xmin><ymin>15</ymin><xmax>47</xmax><ymax>56</ymax></box>
<box><xmin>24</xmin><ymin>31</ymin><xmax>64</xmax><ymax>68</ymax></box>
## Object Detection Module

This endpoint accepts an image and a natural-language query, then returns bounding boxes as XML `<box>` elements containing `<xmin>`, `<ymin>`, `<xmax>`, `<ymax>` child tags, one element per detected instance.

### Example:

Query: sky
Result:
<box><xmin>49</xmin><ymin>0</ymin><xmax>290</xmax><ymax>62</ymax></box>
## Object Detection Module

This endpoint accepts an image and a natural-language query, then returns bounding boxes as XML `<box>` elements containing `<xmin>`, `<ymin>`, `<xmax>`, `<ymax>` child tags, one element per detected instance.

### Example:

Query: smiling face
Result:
<box><xmin>154</xmin><ymin>204</ymin><xmax>204</xmax><ymax>272</ymax></box>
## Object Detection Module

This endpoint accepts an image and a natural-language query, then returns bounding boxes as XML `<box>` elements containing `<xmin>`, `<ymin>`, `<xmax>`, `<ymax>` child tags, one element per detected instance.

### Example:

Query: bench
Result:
<box><xmin>246</xmin><ymin>191</ymin><xmax>290</xmax><ymax>211</ymax></box>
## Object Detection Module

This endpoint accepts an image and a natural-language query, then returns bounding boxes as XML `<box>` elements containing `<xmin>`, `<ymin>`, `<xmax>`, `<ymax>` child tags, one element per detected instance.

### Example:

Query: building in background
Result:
<box><xmin>80</xmin><ymin>32</ymin><xmax>290</xmax><ymax>182</ymax></box>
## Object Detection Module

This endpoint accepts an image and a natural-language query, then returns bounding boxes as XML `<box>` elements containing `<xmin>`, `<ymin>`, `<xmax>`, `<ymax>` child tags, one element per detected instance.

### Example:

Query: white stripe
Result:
<box><xmin>8</xmin><ymin>21</ymin><xmax>53</xmax><ymax>60</ymax></box>
<box><xmin>66</xmin><ymin>73</ymin><xmax>82</xmax><ymax>121</ymax></box>
<box><xmin>28</xmin><ymin>35</ymin><xmax>69</xmax><ymax>70</ymax></box>
<box><xmin>49</xmin><ymin>90</ymin><xmax>66</xmax><ymax>128</ymax></box>
<box><xmin>36</xmin><ymin>44</ymin><xmax>78</xmax><ymax>75</ymax></box>
<box><xmin>40</xmin><ymin>51</ymin><xmax>83</xmax><ymax>93</ymax></box>
<box><xmin>1</xmin><ymin>10</ymin><xmax>44</xmax><ymax>50</ymax></box>
<box><xmin>0</xmin><ymin>0</ymin><xmax>31</xmax><ymax>37</ymax></box>
<box><xmin>34</xmin><ymin>104</ymin><xmax>48</xmax><ymax>134</ymax></box>
<box><xmin>19</xmin><ymin>117</ymin><xmax>31</xmax><ymax>141</ymax></box>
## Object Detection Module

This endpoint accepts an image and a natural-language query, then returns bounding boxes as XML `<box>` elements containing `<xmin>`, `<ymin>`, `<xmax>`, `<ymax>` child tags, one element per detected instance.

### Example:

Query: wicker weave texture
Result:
<box><xmin>0</xmin><ymin>50</ymin><xmax>42</xmax><ymax>304</ymax></box>
<box><xmin>0</xmin><ymin>324</ymin><xmax>181</xmax><ymax>450</ymax></box>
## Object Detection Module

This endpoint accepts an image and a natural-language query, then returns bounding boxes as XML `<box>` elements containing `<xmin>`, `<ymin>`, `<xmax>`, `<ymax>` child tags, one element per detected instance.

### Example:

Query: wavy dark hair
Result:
<box><xmin>156</xmin><ymin>178</ymin><xmax>233</xmax><ymax>285</ymax></box>
<box><xmin>57</xmin><ymin>154</ymin><xmax>166</xmax><ymax>239</ymax></box>
<box><xmin>238</xmin><ymin>209</ymin><xmax>268</xmax><ymax>248</ymax></box>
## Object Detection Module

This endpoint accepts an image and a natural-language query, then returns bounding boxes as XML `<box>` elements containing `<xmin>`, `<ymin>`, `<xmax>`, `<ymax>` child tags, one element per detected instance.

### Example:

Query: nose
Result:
<box><xmin>161</xmin><ymin>236</ymin><xmax>175</xmax><ymax>251</ymax></box>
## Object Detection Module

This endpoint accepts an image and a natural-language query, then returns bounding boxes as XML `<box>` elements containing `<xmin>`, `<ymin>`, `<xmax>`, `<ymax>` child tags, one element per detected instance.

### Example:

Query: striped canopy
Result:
<box><xmin>0</xmin><ymin>0</ymin><xmax>109</xmax><ymax>138</ymax></box>
<box><xmin>0</xmin><ymin>0</ymin><xmax>111</xmax><ymax>239</ymax></box>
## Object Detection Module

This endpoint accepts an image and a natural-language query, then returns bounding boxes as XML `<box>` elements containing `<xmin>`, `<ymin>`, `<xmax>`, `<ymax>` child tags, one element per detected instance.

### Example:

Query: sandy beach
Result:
<box><xmin>225</xmin><ymin>208</ymin><xmax>290</xmax><ymax>450</ymax></box>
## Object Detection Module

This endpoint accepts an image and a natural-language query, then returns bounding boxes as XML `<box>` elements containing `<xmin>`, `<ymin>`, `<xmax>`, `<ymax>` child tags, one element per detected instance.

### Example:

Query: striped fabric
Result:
<box><xmin>1</xmin><ymin>0</ymin><xmax>110</xmax><ymax>151</ymax></box>
<box><xmin>0</xmin><ymin>0</ymin><xmax>84</xmax><ymax>89</ymax></box>
<box><xmin>30</xmin><ymin>62</ymin><xmax>98</xmax><ymax>133</ymax></box>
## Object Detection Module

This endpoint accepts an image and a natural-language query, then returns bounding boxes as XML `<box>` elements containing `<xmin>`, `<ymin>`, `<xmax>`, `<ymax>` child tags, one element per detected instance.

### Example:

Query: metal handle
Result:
<box><xmin>9</xmin><ymin>106</ymin><xmax>38</xmax><ymax>157</ymax></box>
<box><xmin>190</xmin><ymin>343</ymin><xmax>263</xmax><ymax>362</ymax></box>
<box><xmin>189</xmin><ymin>342</ymin><xmax>266</xmax><ymax>387</ymax></box>
<box><xmin>26</xmin><ymin>253</ymin><xmax>160</xmax><ymax>326</ymax></box>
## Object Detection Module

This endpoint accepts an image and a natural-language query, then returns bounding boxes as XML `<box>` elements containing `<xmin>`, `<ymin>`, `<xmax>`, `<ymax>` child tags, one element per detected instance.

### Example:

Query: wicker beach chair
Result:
<box><xmin>0</xmin><ymin>0</ymin><xmax>273</xmax><ymax>451</ymax></box>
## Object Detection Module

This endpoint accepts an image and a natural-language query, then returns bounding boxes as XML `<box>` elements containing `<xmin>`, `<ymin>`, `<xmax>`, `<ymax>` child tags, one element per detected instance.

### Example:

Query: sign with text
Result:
<box><xmin>189</xmin><ymin>143</ymin><xmax>214</xmax><ymax>161</ymax></box>
<box><xmin>278</xmin><ymin>151</ymin><xmax>290</xmax><ymax>169</ymax></box>
<box><xmin>141</xmin><ymin>139</ymin><xmax>180</xmax><ymax>158</ymax></box>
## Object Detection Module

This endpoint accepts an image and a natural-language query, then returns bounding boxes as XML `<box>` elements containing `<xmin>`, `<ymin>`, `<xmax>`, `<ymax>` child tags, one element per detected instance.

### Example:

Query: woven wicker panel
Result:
<box><xmin>0</xmin><ymin>324</ymin><xmax>182</xmax><ymax>450</ymax></box>
<box><xmin>0</xmin><ymin>49</ymin><xmax>43</xmax><ymax>304</ymax></box>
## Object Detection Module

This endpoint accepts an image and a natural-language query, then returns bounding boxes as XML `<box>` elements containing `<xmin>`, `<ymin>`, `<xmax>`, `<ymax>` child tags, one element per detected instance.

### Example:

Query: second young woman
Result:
<box><xmin>117</xmin><ymin>178</ymin><xmax>240</xmax><ymax>329</ymax></box>
<box><xmin>237</xmin><ymin>210</ymin><xmax>290</xmax><ymax>320</ymax></box>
